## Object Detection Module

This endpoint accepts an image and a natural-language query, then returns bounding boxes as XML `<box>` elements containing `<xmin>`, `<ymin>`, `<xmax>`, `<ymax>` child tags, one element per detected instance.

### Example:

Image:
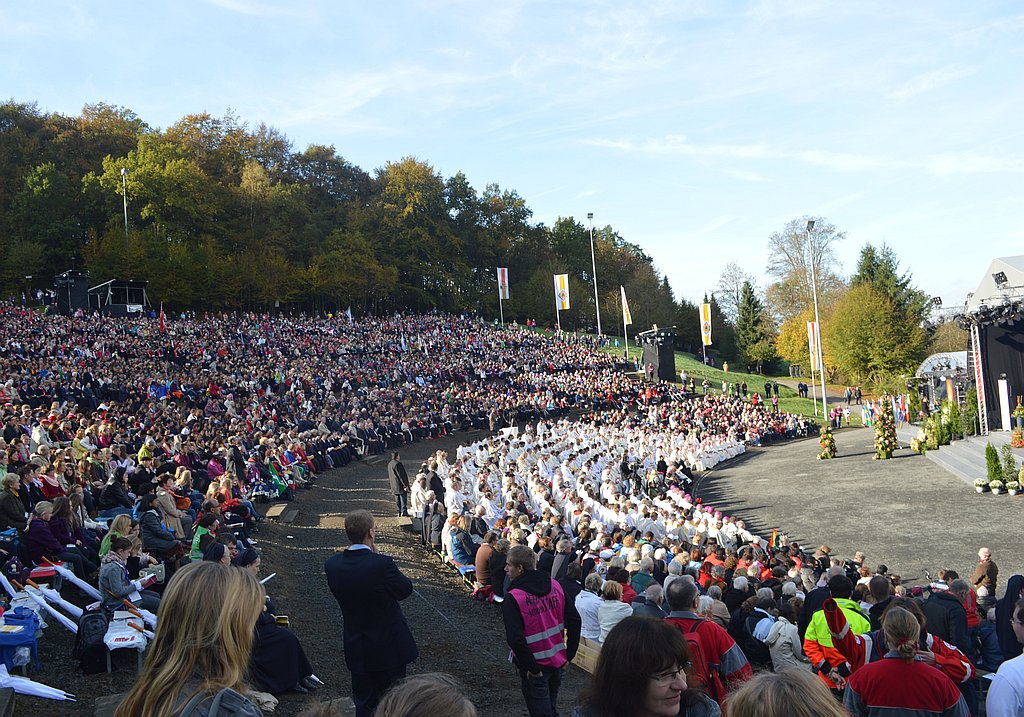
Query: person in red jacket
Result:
<box><xmin>844</xmin><ymin>606</ymin><xmax>968</xmax><ymax>717</ymax></box>
<box><xmin>665</xmin><ymin>577</ymin><xmax>752</xmax><ymax>708</ymax></box>
<box><xmin>824</xmin><ymin>596</ymin><xmax>974</xmax><ymax>685</ymax></box>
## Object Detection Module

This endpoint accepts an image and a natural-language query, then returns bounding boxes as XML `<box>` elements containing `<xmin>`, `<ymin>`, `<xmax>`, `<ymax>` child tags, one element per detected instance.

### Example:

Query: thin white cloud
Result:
<box><xmin>887</xmin><ymin>64</ymin><xmax>977</xmax><ymax>101</ymax></box>
<box><xmin>583</xmin><ymin>135</ymin><xmax>1024</xmax><ymax>176</ymax></box>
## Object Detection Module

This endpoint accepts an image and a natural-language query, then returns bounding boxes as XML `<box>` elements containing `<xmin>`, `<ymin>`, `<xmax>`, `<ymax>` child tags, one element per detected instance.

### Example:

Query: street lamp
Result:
<box><xmin>120</xmin><ymin>167</ymin><xmax>129</xmax><ymax>234</ymax></box>
<box><xmin>587</xmin><ymin>212</ymin><xmax>602</xmax><ymax>337</ymax></box>
<box><xmin>807</xmin><ymin>219</ymin><xmax>827</xmax><ymax>418</ymax></box>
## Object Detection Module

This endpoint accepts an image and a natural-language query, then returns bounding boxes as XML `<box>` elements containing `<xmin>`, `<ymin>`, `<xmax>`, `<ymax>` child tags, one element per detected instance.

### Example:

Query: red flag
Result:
<box><xmin>159</xmin><ymin>303</ymin><xmax>166</xmax><ymax>334</ymax></box>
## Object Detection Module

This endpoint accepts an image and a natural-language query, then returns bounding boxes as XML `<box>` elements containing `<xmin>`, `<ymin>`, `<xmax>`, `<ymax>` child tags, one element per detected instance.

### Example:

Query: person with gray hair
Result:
<box><xmin>631</xmin><ymin>555</ymin><xmax>656</xmax><ymax>594</ymax></box>
<box><xmin>706</xmin><ymin>585</ymin><xmax>731</xmax><ymax>628</ymax></box>
<box><xmin>663</xmin><ymin>560</ymin><xmax>684</xmax><ymax>593</ymax></box>
<box><xmin>665</xmin><ymin>578</ymin><xmax>752</xmax><ymax>700</ymax></box>
<box><xmin>576</xmin><ymin>572</ymin><xmax>604</xmax><ymax>641</ymax></box>
<box><xmin>632</xmin><ymin>582</ymin><xmax>667</xmax><ymax>619</ymax></box>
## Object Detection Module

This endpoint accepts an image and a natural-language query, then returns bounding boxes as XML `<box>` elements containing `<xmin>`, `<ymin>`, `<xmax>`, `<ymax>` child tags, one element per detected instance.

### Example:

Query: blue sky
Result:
<box><xmin>3</xmin><ymin>0</ymin><xmax>1022</xmax><ymax>308</ymax></box>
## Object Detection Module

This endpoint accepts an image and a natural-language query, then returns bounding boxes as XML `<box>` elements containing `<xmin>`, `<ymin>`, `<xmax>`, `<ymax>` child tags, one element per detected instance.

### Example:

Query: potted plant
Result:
<box><xmin>1014</xmin><ymin>398</ymin><xmax>1024</xmax><ymax>429</ymax></box>
<box><xmin>990</xmin><ymin>480</ymin><xmax>1005</xmax><ymax>494</ymax></box>
<box><xmin>975</xmin><ymin>478</ymin><xmax>989</xmax><ymax>493</ymax></box>
<box><xmin>1008</xmin><ymin>481</ymin><xmax>1021</xmax><ymax>496</ymax></box>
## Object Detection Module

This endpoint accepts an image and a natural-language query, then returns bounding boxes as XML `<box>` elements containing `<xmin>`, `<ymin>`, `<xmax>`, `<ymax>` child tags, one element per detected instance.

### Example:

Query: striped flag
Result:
<box><xmin>620</xmin><ymin>285</ymin><xmax>633</xmax><ymax>325</ymax></box>
<box><xmin>553</xmin><ymin>274</ymin><xmax>570</xmax><ymax>310</ymax></box>
<box><xmin>497</xmin><ymin>267</ymin><xmax>510</xmax><ymax>300</ymax></box>
<box><xmin>158</xmin><ymin>303</ymin><xmax>165</xmax><ymax>334</ymax></box>
<box><xmin>700</xmin><ymin>302</ymin><xmax>713</xmax><ymax>346</ymax></box>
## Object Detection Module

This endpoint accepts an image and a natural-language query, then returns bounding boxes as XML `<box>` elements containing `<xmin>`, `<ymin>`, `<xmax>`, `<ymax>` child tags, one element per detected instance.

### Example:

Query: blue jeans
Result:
<box><xmin>520</xmin><ymin>667</ymin><xmax>563</xmax><ymax>717</ymax></box>
<box><xmin>395</xmin><ymin>492</ymin><xmax>407</xmax><ymax>516</ymax></box>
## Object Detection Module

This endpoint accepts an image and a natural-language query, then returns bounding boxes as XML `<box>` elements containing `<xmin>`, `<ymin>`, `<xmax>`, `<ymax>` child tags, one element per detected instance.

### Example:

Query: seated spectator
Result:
<box><xmin>375</xmin><ymin>672</ymin><xmax>477</xmax><ymax>717</ymax></box>
<box><xmin>97</xmin><ymin>468</ymin><xmax>134</xmax><ymax>518</ymax></box>
<box><xmin>22</xmin><ymin>501</ymin><xmax>89</xmax><ymax>577</ymax></box>
<box><xmin>576</xmin><ymin>572</ymin><xmax>604</xmax><ymax>642</ymax></box>
<box><xmin>632</xmin><ymin>583</ymin><xmax>668</xmax><ymax>619</ymax></box>
<box><xmin>236</xmin><ymin>547</ymin><xmax>320</xmax><ymax>695</ymax></box>
<box><xmin>575</xmin><ymin>615</ymin><xmax>721</xmax><ymax>717</ymax></box>
<box><xmin>597</xmin><ymin>580</ymin><xmax>632</xmax><ymax>643</ymax></box>
<box><xmin>449</xmin><ymin>515</ymin><xmax>477</xmax><ymax>567</ymax></box>
<box><xmin>49</xmin><ymin>496</ymin><xmax>98</xmax><ymax>575</ymax></box>
<box><xmin>190</xmin><ymin>512</ymin><xmax>221</xmax><ymax>560</ymax></box>
<box><xmin>988</xmin><ymin>597</ymin><xmax>1024</xmax><ymax>716</ymax></box>
<box><xmin>0</xmin><ymin>473</ymin><xmax>27</xmax><ymax>531</ymax></box>
<box><xmin>113</xmin><ymin>562</ymin><xmax>265</xmax><ymax>717</ymax></box>
<box><xmin>843</xmin><ymin>606</ymin><xmax>969</xmax><ymax>717</ymax></box>
<box><xmin>728</xmin><ymin>667</ymin><xmax>849</xmax><ymax>717</ymax></box>
<box><xmin>763</xmin><ymin>601</ymin><xmax>809</xmax><ymax>671</ymax></box>
<box><xmin>100</xmin><ymin>536</ymin><xmax>161</xmax><ymax>613</ymax></box>
<box><xmin>137</xmin><ymin>493</ymin><xmax>184</xmax><ymax>563</ymax></box>
<box><xmin>100</xmin><ymin>514</ymin><xmax>135</xmax><ymax>557</ymax></box>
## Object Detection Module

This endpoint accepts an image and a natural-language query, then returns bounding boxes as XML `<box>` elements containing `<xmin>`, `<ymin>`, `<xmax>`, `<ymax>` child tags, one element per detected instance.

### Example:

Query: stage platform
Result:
<box><xmin>896</xmin><ymin>424</ymin><xmax>1024</xmax><ymax>487</ymax></box>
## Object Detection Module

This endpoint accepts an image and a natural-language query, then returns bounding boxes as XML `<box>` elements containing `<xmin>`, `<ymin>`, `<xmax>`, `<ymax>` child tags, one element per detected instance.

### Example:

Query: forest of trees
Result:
<box><xmin>0</xmin><ymin>101</ymin><xmax>719</xmax><ymax>347</ymax></box>
<box><xmin>0</xmin><ymin>100</ymin><xmax>961</xmax><ymax>381</ymax></box>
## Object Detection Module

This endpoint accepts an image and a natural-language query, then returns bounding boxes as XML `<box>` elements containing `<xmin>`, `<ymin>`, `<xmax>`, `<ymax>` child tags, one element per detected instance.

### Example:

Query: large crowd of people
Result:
<box><xmin>0</xmin><ymin>305</ymin><xmax>1017</xmax><ymax>716</ymax></box>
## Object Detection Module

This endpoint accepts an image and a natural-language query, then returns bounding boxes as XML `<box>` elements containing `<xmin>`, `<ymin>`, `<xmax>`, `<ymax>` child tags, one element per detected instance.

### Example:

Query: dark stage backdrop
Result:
<box><xmin>981</xmin><ymin>323</ymin><xmax>1024</xmax><ymax>425</ymax></box>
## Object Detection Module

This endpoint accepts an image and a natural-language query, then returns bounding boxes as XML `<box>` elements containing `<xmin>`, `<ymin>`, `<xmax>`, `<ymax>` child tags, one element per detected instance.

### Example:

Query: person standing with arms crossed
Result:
<box><xmin>503</xmin><ymin>544</ymin><xmax>581</xmax><ymax>717</ymax></box>
<box><xmin>325</xmin><ymin>510</ymin><xmax>418</xmax><ymax>717</ymax></box>
<box><xmin>387</xmin><ymin>451</ymin><xmax>410</xmax><ymax>517</ymax></box>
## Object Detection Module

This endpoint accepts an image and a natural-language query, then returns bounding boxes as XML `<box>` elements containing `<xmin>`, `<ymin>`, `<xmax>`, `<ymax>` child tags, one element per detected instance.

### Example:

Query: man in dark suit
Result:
<box><xmin>325</xmin><ymin>510</ymin><xmax>418</xmax><ymax>717</ymax></box>
<box><xmin>386</xmin><ymin>452</ymin><xmax>410</xmax><ymax>516</ymax></box>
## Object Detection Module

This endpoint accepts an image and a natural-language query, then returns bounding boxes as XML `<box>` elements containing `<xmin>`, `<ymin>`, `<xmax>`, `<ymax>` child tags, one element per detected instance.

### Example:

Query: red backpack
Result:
<box><xmin>667</xmin><ymin>617</ymin><xmax>724</xmax><ymax>704</ymax></box>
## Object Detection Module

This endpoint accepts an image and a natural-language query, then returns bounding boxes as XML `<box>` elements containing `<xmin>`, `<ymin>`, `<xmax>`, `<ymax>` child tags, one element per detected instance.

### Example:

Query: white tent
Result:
<box><xmin>966</xmin><ymin>256</ymin><xmax>1024</xmax><ymax>314</ymax></box>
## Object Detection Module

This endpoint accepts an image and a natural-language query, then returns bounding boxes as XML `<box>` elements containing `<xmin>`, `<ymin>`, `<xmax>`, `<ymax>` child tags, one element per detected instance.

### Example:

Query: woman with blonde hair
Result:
<box><xmin>114</xmin><ymin>561</ymin><xmax>265</xmax><ymax>717</ymax></box>
<box><xmin>843</xmin><ymin>606</ymin><xmax>968</xmax><ymax>717</ymax></box>
<box><xmin>375</xmin><ymin>672</ymin><xmax>476</xmax><ymax>717</ymax></box>
<box><xmin>99</xmin><ymin>513</ymin><xmax>135</xmax><ymax>557</ymax></box>
<box><xmin>728</xmin><ymin>667</ymin><xmax>847</xmax><ymax>717</ymax></box>
<box><xmin>597</xmin><ymin>580</ymin><xmax>633</xmax><ymax>643</ymax></box>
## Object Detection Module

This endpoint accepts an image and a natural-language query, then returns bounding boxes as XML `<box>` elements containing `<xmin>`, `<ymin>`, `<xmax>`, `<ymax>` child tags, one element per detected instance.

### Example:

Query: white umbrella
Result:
<box><xmin>0</xmin><ymin>572</ymin><xmax>18</xmax><ymax>600</ymax></box>
<box><xmin>42</xmin><ymin>560</ymin><xmax>101</xmax><ymax>601</ymax></box>
<box><xmin>0</xmin><ymin>664</ymin><xmax>74</xmax><ymax>701</ymax></box>
<box><xmin>21</xmin><ymin>587</ymin><xmax>77</xmax><ymax>634</ymax></box>
<box><xmin>29</xmin><ymin>581</ymin><xmax>83</xmax><ymax>619</ymax></box>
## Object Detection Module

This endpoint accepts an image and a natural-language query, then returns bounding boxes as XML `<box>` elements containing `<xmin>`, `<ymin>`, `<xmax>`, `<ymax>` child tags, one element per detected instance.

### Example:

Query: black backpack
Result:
<box><xmin>73</xmin><ymin>610</ymin><xmax>110</xmax><ymax>674</ymax></box>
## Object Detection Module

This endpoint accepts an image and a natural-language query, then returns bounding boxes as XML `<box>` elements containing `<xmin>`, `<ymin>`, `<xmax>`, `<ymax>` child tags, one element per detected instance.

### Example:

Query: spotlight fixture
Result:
<box><xmin>993</xmin><ymin>271</ymin><xmax>1008</xmax><ymax>284</ymax></box>
<box><xmin>931</xmin><ymin>296</ymin><xmax>942</xmax><ymax>307</ymax></box>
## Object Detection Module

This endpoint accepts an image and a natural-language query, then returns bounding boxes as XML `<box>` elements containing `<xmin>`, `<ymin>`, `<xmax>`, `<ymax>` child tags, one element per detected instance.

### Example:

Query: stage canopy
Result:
<box><xmin>966</xmin><ymin>255</ymin><xmax>1024</xmax><ymax>315</ymax></box>
<box><xmin>915</xmin><ymin>351</ymin><xmax>968</xmax><ymax>378</ymax></box>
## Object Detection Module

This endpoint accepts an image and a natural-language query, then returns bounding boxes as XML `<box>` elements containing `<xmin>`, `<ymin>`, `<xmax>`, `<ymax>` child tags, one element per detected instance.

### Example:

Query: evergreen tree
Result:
<box><xmin>735</xmin><ymin>280</ymin><xmax>774</xmax><ymax>370</ymax></box>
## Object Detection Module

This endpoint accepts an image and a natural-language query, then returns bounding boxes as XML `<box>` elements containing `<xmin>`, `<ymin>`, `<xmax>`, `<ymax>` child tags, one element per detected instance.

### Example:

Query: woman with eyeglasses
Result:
<box><xmin>573</xmin><ymin>615</ymin><xmax>720</xmax><ymax>717</ymax></box>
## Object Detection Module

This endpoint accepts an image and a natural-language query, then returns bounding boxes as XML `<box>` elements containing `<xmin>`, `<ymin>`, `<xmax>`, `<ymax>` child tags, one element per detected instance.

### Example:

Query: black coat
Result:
<box><xmin>325</xmin><ymin>547</ymin><xmax>418</xmax><ymax>675</ymax></box>
<box><xmin>996</xmin><ymin>574</ymin><xmax>1024</xmax><ymax>661</ymax></box>
<box><xmin>921</xmin><ymin>590</ymin><xmax>971</xmax><ymax>658</ymax></box>
<box><xmin>386</xmin><ymin>459</ymin><xmax>409</xmax><ymax>495</ymax></box>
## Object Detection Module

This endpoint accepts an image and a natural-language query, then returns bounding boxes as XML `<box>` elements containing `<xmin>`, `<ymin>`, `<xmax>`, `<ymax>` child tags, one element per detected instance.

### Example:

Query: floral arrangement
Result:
<box><xmin>910</xmin><ymin>432</ymin><xmax>926</xmax><ymax>454</ymax></box>
<box><xmin>873</xmin><ymin>395</ymin><xmax>898</xmax><ymax>459</ymax></box>
<box><xmin>1013</xmin><ymin>397</ymin><xmax>1024</xmax><ymax>419</ymax></box>
<box><xmin>1012</xmin><ymin>428</ymin><xmax>1024</xmax><ymax>448</ymax></box>
<box><xmin>818</xmin><ymin>425</ymin><xmax>837</xmax><ymax>459</ymax></box>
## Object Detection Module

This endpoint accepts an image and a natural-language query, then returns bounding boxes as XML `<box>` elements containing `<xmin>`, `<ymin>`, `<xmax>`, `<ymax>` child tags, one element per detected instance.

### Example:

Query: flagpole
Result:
<box><xmin>499</xmin><ymin>295</ymin><xmax>504</xmax><ymax>325</ymax></box>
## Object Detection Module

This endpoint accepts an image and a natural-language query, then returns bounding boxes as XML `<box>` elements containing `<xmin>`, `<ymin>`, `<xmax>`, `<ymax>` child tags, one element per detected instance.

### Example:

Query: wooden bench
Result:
<box><xmin>572</xmin><ymin>636</ymin><xmax>601</xmax><ymax>674</ymax></box>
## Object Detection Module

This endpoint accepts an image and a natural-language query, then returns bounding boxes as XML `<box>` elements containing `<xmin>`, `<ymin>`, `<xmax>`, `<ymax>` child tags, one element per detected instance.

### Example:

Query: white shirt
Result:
<box><xmin>988</xmin><ymin>652</ymin><xmax>1024</xmax><ymax>717</ymax></box>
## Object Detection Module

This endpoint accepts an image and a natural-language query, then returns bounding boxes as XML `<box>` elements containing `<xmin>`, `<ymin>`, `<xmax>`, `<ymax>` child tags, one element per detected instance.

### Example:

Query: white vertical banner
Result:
<box><xmin>620</xmin><ymin>286</ymin><xmax>633</xmax><ymax>326</ymax></box>
<box><xmin>496</xmin><ymin>267</ymin><xmax>510</xmax><ymax>300</ymax></box>
<box><xmin>807</xmin><ymin>321</ymin><xmax>820</xmax><ymax>371</ymax></box>
<box><xmin>700</xmin><ymin>302</ymin><xmax>713</xmax><ymax>346</ymax></box>
<box><xmin>553</xmin><ymin>274</ymin><xmax>570</xmax><ymax>310</ymax></box>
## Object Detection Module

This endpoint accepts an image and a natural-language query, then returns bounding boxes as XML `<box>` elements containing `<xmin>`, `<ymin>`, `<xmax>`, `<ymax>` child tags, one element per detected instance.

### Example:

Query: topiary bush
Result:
<box><xmin>987</xmin><ymin>442</ymin><xmax>1002</xmax><ymax>483</ymax></box>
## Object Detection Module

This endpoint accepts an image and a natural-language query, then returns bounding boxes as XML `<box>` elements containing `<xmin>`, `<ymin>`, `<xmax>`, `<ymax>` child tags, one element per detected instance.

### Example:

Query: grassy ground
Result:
<box><xmin>599</xmin><ymin>342</ymin><xmax>825</xmax><ymax>423</ymax></box>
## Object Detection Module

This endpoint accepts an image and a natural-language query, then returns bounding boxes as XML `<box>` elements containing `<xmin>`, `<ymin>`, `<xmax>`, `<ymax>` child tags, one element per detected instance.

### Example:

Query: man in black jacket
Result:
<box><xmin>386</xmin><ymin>452</ymin><xmax>410</xmax><ymax>516</ymax></box>
<box><xmin>325</xmin><ymin>510</ymin><xmax>418</xmax><ymax>717</ymax></box>
<box><xmin>503</xmin><ymin>544</ymin><xmax>580</xmax><ymax>717</ymax></box>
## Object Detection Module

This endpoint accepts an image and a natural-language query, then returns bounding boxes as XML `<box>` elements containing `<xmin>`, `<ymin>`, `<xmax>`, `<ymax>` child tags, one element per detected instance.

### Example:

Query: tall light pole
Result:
<box><xmin>587</xmin><ymin>212</ymin><xmax>602</xmax><ymax>337</ymax></box>
<box><xmin>807</xmin><ymin>219</ymin><xmax>827</xmax><ymax>418</ymax></box>
<box><xmin>120</xmin><ymin>167</ymin><xmax>129</xmax><ymax>235</ymax></box>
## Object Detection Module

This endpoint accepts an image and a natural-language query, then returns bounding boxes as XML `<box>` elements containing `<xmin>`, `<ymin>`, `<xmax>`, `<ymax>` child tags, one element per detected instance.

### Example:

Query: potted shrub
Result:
<box><xmin>975</xmin><ymin>478</ymin><xmax>989</xmax><ymax>493</ymax></box>
<box><xmin>1008</xmin><ymin>481</ymin><xmax>1021</xmax><ymax>496</ymax></box>
<box><xmin>990</xmin><ymin>480</ymin><xmax>1005</xmax><ymax>494</ymax></box>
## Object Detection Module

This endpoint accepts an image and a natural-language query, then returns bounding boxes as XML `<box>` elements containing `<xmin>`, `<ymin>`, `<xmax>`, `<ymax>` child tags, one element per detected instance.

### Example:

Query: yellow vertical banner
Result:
<box><xmin>620</xmin><ymin>286</ymin><xmax>632</xmax><ymax>325</ymax></box>
<box><xmin>553</xmin><ymin>274</ymin><xmax>570</xmax><ymax>310</ymax></box>
<box><xmin>700</xmin><ymin>302</ymin><xmax>713</xmax><ymax>346</ymax></box>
